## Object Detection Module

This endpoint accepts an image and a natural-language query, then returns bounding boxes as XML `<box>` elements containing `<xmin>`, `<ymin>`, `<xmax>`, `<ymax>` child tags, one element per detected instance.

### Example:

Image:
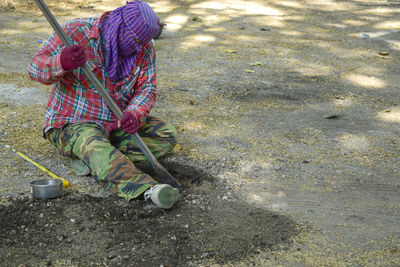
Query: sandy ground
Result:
<box><xmin>0</xmin><ymin>0</ymin><xmax>400</xmax><ymax>266</ymax></box>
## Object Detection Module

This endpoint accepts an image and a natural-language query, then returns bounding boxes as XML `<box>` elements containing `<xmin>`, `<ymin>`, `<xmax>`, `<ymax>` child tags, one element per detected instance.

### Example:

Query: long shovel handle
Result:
<box><xmin>33</xmin><ymin>0</ymin><xmax>180</xmax><ymax>188</ymax></box>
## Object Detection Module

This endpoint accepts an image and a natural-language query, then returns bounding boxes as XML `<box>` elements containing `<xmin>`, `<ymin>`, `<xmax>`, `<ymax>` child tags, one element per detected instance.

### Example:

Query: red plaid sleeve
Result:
<box><xmin>28</xmin><ymin>29</ymin><xmax>68</xmax><ymax>85</ymax></box>
<box><xmin>126</xmin><ymin>42</ymin><xmax>157</xmax><ymax>125</ymax></box>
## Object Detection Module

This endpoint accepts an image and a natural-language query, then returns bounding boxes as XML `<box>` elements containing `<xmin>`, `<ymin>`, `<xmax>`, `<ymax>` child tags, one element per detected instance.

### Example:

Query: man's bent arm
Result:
<box><xmin>126</xmin><ymin>42</ymin><xmax>157</xmax><ymax>125</ymax></box>
<box><xmin>28</xmin><ymin>30</ymin><xmax>67</xmax><ymax>85</ymax></box>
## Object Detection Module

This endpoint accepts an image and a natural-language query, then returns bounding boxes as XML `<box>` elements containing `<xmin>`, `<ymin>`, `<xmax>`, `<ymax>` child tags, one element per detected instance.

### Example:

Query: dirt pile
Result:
<box><xmin>0</xmin><ymin>182</ymin><xmax>298</xmax><ymax>266</ymax></box>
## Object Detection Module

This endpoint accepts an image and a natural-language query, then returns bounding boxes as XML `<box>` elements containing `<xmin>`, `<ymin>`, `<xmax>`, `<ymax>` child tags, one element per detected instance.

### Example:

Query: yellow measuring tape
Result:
<box><xmin>14</xmin><ymin>150</ymin><xmax>70</xmax><ymax>188</ymax></box>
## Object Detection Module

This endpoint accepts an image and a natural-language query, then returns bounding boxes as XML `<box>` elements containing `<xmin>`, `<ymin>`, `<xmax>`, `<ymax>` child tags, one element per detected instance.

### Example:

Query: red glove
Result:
<box><xmin>109</xmin><ymin>115</ymin><xmax>119</xmax><ymax>131</ymax></box>
<box><xmin>111</xmin><ymin>111</ymin><xmax>140</xmax><ymax>134</ymax></box>
<box><xmin>60</xmin><ymin>45</ymin><xmax>86</xmax><ymax>71</ymax></box>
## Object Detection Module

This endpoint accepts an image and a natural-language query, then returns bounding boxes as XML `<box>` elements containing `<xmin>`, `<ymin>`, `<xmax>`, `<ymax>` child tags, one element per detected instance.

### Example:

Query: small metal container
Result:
<box><xmin>31</xmin><ymin>179</ymin><xmax>63</xmax><ymax>199</ymax></box>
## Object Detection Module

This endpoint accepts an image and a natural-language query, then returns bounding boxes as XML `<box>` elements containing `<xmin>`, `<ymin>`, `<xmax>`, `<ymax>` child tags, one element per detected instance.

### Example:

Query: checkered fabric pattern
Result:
<box><xmin>28</xmin><ymin>13</ymin><xmax>157</xmax><ymax>136</ymax></box>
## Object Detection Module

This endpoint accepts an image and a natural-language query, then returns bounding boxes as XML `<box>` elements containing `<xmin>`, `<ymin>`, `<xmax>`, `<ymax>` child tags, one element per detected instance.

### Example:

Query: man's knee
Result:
<box><xmin>143</xmin><ymin>116</ymin><xmax>177</xmax><ymax>146</ymax></box>
<box><xmin>161</xmin><ymin>122</ymin><xmax>177</xmax><ymax>147</ymax></box>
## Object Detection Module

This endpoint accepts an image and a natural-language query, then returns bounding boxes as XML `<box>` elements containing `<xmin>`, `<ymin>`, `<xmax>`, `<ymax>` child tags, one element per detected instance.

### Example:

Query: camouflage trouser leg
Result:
<box><xmin>110</xmin><ymin>116</ymin><xmax>177</xmax><ymax>163</ymax></box>
<box><xmin>46</xmin><ymin>117</ymin><xmax>175</xmax><ymax>200</ymax></box>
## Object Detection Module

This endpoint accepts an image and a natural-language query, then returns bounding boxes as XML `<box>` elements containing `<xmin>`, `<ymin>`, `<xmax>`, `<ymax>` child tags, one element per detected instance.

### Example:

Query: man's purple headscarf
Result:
<box><xmin>100</xmin><ymin>0</ymin><xmax>160</xmax><ymax>81</ymax></box>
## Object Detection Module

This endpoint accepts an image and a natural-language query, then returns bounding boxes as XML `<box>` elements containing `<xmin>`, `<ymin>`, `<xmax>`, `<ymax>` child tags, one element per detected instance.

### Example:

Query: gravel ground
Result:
<box><xmin>0</xmin><ymin>0</ymin><xmax>400</xmax><ymax>266</ymax></box>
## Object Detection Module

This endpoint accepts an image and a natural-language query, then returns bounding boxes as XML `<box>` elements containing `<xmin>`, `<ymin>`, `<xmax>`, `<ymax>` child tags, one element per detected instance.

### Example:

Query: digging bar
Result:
<box><xmin>33</xmin><ymin>0</ymin><xmax>180</xmax><ymax>188</ymax></box>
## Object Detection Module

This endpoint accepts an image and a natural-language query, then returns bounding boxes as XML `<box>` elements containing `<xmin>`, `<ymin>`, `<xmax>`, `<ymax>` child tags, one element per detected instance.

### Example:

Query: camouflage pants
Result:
<box><xmin>46</xmin><ymin>116</ymin><xmax>177</xmax><ymax>201</ymax></box>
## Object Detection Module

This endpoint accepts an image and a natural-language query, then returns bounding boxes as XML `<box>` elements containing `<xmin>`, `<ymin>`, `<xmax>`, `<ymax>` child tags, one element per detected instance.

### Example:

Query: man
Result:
<box><xmin>28</xmin><ymin>0</ymin><xmax>179</xmax><ymax>209</ymax></box>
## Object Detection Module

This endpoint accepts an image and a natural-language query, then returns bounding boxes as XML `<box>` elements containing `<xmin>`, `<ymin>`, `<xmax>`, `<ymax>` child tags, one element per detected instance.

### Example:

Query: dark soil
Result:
<box><xmin>0</xmin><ymin>166</ymin><xmax>298</xmax><ymax>266</ymax></box>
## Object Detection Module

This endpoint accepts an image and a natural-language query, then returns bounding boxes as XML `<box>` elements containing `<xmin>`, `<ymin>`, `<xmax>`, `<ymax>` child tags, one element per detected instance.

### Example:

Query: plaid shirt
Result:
<box><xmin>28</xmin><ymin>14</ymin><xmax>157</xmax><ymax>136</ymax></box>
